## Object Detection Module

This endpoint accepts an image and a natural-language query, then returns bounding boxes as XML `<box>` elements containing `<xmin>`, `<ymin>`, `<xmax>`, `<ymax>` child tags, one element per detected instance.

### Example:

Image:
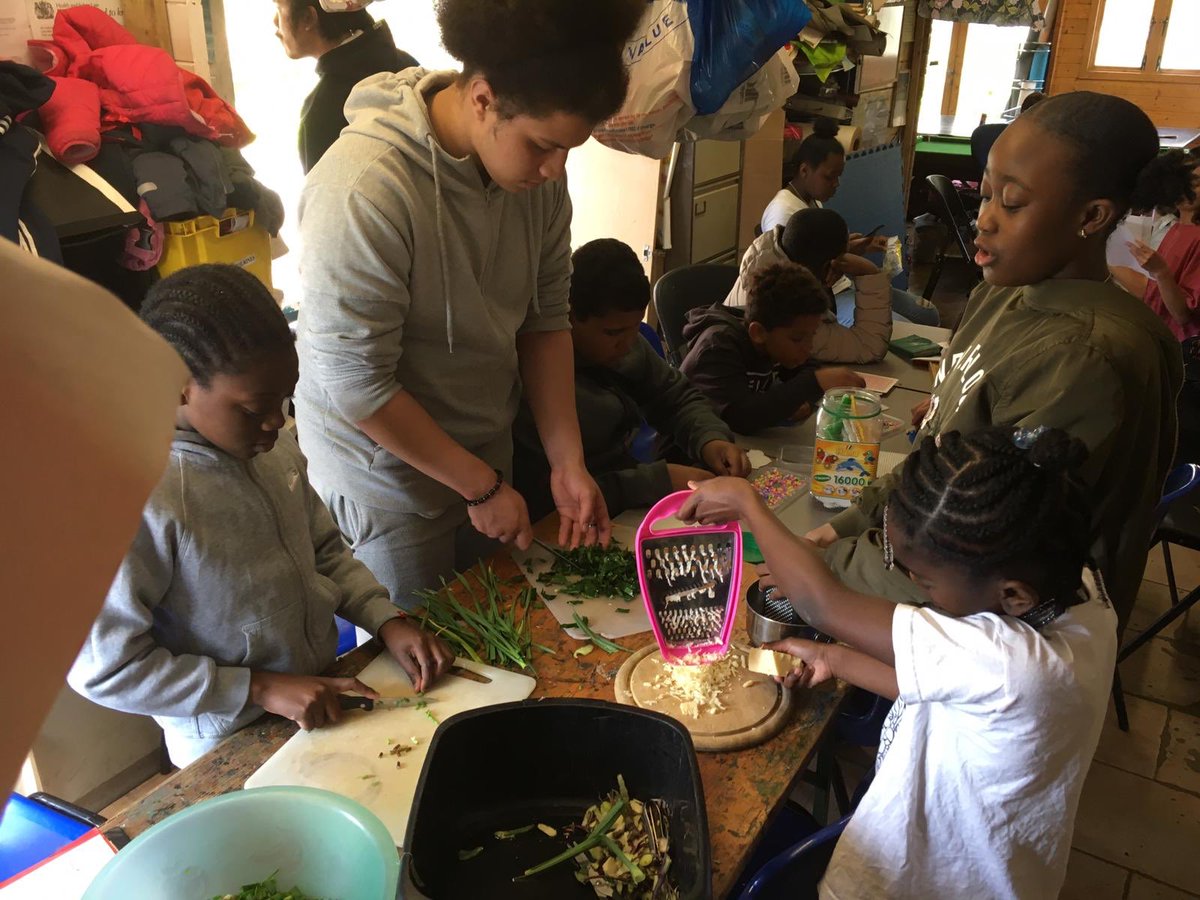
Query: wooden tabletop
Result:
<box><xmin>107</xmin><ymin>536</ymin><xmax>848</xmax><ymax>899</ymax></box>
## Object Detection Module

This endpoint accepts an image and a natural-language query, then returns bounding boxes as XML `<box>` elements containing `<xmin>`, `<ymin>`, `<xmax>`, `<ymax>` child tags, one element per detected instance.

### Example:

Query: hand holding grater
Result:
<box><xmin>636</xmin><ymin>491</ymin><xmax>743</xmax><ymax>665</ymax></box>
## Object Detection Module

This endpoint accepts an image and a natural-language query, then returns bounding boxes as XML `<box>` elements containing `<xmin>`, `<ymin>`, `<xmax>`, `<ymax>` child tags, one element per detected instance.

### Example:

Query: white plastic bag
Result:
<box><xmin>593</xmin><ymin>1</ymin><xmax>697</xmax><ymax>159</ymax></box>
<box><xmin>682</xmin><ymin>48</ymin><xmax>798</xmax><ymax>142</ymax></box>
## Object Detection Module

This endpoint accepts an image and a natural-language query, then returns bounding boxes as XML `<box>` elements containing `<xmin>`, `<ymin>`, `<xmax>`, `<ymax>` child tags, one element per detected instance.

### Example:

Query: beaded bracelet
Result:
<box><xmin>467</xmin><ymin>468</ymin><xmax>504</xmax><ymax>507</ymax></box>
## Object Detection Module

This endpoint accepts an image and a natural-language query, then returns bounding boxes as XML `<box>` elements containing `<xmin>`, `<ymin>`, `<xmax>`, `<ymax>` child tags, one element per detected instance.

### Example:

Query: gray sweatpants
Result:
<box><xmin>322</xmin><ymin>490</ymin><xmax>502</xmax><ymax>611</ymax></box>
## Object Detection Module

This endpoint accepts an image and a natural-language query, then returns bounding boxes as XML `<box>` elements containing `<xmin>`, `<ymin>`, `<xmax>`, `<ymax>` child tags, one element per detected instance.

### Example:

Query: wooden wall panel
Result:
<box><xmin>123</xmin><ymin>0</ymin><xmax>174</xmax><ymax>54</ymax></box>
<box><xmin>1047</xmin><ymin>0</ymin><xmax>1200</xmax><ymax>126</ymax></box>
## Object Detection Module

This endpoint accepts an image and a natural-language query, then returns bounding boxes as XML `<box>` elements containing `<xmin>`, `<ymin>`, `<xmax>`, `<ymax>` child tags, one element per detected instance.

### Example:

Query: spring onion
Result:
<box><xmin>539</xmin><ymin>542</ymin><xmax>639</xmax><ymax>600</ymax></box>
<box><xmin>572</xmin><ymin>614</ymin><xmax>630</xmax><ymax>654</ymax></box>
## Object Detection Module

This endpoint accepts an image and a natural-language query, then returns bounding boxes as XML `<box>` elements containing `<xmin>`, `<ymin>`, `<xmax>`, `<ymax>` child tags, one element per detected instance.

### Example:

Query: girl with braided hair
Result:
<box><xmin>69</xmin><ymin>264</ymin><xmax>452</xmax><ymax>766</ymax></box>
<box><xmin>806</xmin><ymin>91</ymin><xmax>1183</xmax><ymax>627</ymax></box>
<box><xmin>680</xmin><ymin>425</ymin><xmax>1117</xmax><ymax>899</ymax></box>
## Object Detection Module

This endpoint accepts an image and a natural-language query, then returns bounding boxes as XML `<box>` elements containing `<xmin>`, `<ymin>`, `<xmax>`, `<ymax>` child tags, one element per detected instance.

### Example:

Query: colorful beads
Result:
<box><xmin>751</xmin><ymin>467</ymin><xmax>808</xmax><ymax>510</ymax></box>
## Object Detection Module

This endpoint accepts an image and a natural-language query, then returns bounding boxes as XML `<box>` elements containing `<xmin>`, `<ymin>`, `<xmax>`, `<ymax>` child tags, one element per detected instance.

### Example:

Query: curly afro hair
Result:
<box><xmin>1131</xmin><ymin>150</ymin><xmax>1198</xmax><ymax>216</ymax></box>
<box><xmin>745</xmin><ymin>262</ymin><xmax>829</xmax><ymax>331</ymax></box>
<box><xmin>436</xmin><ymin>0</ymin><xmax>643</xmax><ymax>123</ymax></box>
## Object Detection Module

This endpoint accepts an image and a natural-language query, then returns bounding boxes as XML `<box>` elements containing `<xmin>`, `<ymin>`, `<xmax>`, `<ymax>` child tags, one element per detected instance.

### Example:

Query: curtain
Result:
<box><xmin>918</xmin><ymin>0</ymin><xmax>1045</xmax><ymax>28</ymax></box>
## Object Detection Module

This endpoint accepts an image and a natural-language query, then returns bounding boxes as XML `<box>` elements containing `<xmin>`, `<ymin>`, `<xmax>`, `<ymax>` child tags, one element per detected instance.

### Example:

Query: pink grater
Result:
<box><xmin>636</xmin><ymin>491</ymin><xmax>743</xmax><ymax>664</ymax></box>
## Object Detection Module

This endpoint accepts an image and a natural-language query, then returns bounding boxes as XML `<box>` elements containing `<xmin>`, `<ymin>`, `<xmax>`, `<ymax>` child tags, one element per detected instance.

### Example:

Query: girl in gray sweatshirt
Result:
<box><xmin>69</xmin><ymin>265</ymin><xmax>453</xmax><ymax>767</ymax></box>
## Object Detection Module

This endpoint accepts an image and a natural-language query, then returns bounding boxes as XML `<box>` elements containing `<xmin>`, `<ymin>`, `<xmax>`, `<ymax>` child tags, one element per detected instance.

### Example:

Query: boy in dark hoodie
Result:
<box><xmin>513</xmin><ymin>239</ymin><xmax>749</xmax><ymax>519</ymax></box>
<box><xmin>680</xmin><ymin>262</ymin><xmax>865</xmax><ymax>435</ymax></box>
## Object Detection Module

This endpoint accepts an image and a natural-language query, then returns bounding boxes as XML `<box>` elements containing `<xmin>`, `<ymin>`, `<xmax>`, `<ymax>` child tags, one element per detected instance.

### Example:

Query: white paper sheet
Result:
<box><xmin>509</xmin><ymin>524</ymin><xmax>652</xmax><ymax>641</ymax></box>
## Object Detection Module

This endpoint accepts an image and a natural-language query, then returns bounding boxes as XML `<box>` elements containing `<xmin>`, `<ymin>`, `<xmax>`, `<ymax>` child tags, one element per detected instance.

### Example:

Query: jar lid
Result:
<box><xmin>820</xmin><ymin>388</ymin><xmax>881</xmax><ymax>418</ymax></box>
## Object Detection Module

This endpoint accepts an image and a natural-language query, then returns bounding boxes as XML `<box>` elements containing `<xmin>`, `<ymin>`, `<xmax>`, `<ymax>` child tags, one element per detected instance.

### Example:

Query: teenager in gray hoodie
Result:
<box><xmin>294</xmin><ymin>0</ymin><xmax>643</xmax><ymax>609</ymax></box>
<box><xmin>69</xmin><ymin>266</ymin><xmax>453</xmax><ymax>767</ymax></box>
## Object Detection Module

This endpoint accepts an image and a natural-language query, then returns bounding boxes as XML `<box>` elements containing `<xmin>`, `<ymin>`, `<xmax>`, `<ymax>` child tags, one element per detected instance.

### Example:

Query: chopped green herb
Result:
<box><xmin>573</xmin><ymin>644</ymin><xmax>596</xmax><ymax>658</ymax></box>
<box><xmin>541</xmin><ymin>591</ymin><xmax>557</xmax><ymax>601</ymax></box>
<box><xmin>211</xmin><ymin>871</ymin><xmax>319</xmax><ymax>900</ymax></box>
<box><xmin>457</xmin><ymin>847</ymin><xmax>484</xmax><ymax>861</ymax></box>
<box><xmin>615</xmin><ymin>607</ymin><xmax>631</xmax><ymax>614</ymax></box>
<box><xmin>539</xmin><ymin>542</ymin><xmax>638</xmax><ymax>600</ymax></box>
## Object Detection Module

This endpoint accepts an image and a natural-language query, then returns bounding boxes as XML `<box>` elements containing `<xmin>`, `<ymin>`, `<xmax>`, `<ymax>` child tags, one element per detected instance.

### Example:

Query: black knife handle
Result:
<box><xmin>338</xmin><ymin>695</ymin><xmax>375</xmax><ymax>711</ymax></box>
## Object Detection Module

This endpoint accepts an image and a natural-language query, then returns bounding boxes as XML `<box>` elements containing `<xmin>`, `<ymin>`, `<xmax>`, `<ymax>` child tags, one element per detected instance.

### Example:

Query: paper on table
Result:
<box><xmin>746</xmin><ymin>449</ymin><xmax>772</xmax><ymax>469</ymax></box>
<box><xmin>854</xmin><ymin>372</ymin><xmax>899</xmax><ymax>395</ymax></box>
<box><xmin>510</xmin><ymin>524</ymin><xmax>651</xmax><ymax>640</ymax></box>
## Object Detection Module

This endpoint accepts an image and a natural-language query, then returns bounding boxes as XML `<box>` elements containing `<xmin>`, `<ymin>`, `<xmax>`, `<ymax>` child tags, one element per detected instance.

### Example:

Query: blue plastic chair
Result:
<box><xmin>1</xmin><ymin>793</ymin><xmax>101</xmax><ymax>881</ymax></box>
<box><xmin>335</xmin><ymin>615</ymin><xmax>358</xmax><ymax>656</ymax></box>
<box><xmin>639</xmin><ymin>322</ymin><xmax>666</xmax><ymax>360</ymax></box>
<box><xmin>1112</xmin><ymin>462</ymin><xmax>1200</xmax><ymax>730</ymax></box>
<box><xmin>736</xmin><ymin>814</ymin><xmax>850</xmax><ymax>900</ymax></box>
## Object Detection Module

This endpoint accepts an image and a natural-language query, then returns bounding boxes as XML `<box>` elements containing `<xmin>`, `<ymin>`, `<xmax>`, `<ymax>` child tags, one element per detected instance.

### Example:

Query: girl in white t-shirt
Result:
<box><xmin>680</xmin><ymin>425</ymin><xmax>1117</xmax><ymax>900</ymax></box>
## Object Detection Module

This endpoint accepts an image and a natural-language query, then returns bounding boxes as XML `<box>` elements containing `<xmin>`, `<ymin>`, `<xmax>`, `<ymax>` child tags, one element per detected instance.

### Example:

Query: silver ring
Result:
<box><xmin>586</xmin><ymin>522</ymin><xmax>597</xmax><ymax>528</ymax></box>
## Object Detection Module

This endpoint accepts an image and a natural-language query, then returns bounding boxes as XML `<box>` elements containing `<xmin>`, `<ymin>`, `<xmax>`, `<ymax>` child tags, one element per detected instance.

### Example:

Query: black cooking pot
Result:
<box><xmin>403</xmin><ymin>699</ymin><xmax>712</xmax><ymax>899</ymax></box>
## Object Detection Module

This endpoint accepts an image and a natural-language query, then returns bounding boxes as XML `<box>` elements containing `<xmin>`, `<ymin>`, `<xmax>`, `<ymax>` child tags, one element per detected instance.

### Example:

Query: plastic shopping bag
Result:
<box><xmin>688</xmin><ymin>0</ymin><xmax>812</xmax><ymax>115</ymax></box>
<box><xmin>683</xmin><ymin>47</ymin><xmax>798</xmax><ymax>142</ymax></box>
<box><xmin>593</xmin><ymin>1</ymin><xmax>696</xmax><ymax>158</ymax></box>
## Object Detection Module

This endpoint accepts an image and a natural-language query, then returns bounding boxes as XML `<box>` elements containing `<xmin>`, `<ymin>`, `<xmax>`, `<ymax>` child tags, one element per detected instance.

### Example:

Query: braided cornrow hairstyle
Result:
<box><xmin>891</xmin><ymin>426</ymin><xmax>1093</xmax><ymax>605</ymax></box>
<box><xmin>140</xmin><ymin>265</ymin><xmax>294</xmax><ymax>386</ymax></box>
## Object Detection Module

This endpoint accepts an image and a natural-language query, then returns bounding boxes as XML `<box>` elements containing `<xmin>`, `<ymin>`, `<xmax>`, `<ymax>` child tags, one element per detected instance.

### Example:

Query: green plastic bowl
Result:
<box><xmin>84</xmin><ymin>786</ymin><xmax>399</xmax><ymax>899</ymax></box>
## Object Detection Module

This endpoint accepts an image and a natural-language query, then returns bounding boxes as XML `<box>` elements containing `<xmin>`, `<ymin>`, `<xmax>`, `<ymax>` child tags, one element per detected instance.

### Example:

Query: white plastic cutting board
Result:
<box><xmin>243</xmin><ymin>656</ymin><xmax>534</xmax><ymax>846</ymax></box>
<box><xmin>510</xmin><ymin>523</ymin><xmax>652</xmax><ymax>640</ymax></box>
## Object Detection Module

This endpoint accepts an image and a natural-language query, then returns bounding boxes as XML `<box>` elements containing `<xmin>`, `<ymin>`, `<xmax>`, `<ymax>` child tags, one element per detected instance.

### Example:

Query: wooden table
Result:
<box><xmin>106</xmin><ymin>352</ymin><xmax>937</xmax><ymax>897</ymax></box>
<box><xmin>107</xmin><ymin>538</ymin><xmax>848</xmax><ymax>898</ymax></box>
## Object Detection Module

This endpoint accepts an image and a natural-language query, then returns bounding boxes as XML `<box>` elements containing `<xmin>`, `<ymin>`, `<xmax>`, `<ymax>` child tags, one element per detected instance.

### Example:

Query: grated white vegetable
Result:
<box><xmin>653</xmin><ymin>651</ymin><xmax>745</xmax><ymax>718</ymax></box>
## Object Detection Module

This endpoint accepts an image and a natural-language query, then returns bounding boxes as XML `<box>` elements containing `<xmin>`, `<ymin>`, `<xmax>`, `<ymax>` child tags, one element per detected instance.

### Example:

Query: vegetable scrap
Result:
<box><xmin>416</xmin><ymin>567</ymin><xmax>554</xmax><ymax>671</ymax></box>
<box><xmin>750</xmin><ymin>467</ymin><xmax>808</xmax><ymax>510</ymax></box>
<box><xmin>457</xmin><ymin>847</ymin><xmax>483</xmax><ymax>861</ymax></box>
<box><xmin>494</xmin><ymin>824</ymin><xmax>536</xmax><ymax>840</ymax></box>
<box><xmin>574</xmin><ymin>644</ymin><xmax>596</xmax><ymax>658</ymax></box>
<box><xmin>652</xmin><ymin>650</ymin><xmax>746</xmax><ymax>718</ymax></box>
<box><xmin>212</xmin><ymin>872</ymin><xmax>318</xmax><ymax>900</ymax></box>
<box><xmin>539</xmin><ymin>542</ymin><xmax>639</xmax><ymax>600</ymax></box>
<box><xmin>572</xmin><ymin>614</ymin><xmax>630</xmax><ymax>654</ymax></box>
<box><xmin>522</xmin><ymin>775</ymin><xmax>678</xmax><ymax>899</ymax></box>
<box><xmin>537</xmin><ymin>823</ymin><xmax>558</xmax><ymax>837</ymax></box>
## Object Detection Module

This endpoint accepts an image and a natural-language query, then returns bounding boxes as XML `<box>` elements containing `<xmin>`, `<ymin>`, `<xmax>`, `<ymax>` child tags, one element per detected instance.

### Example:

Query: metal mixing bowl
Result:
<box><xmin>745</xmin><ymin>580</ymin><xmax>833</xmax><ymax>647</ymax></box>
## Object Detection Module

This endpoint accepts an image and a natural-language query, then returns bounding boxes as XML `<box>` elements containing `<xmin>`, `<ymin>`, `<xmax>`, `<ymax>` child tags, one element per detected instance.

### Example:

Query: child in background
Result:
<box><xmin>513</xmin><ymin>240</ymin><xmax>748</xmax><ymax>520</ymax></box>
<box><xmin>805</xmin><ymin>91</ymin><xmax>1183</xmax><ymax>626</ymax></box>
<box><xmin>725</xmin><ymin>206</ymin><xmax>893</xmax><ymax>363</ymax></box>
<box><xmin>69</xmin><ymin>265</ymin><xmax>453</xmax><ymax>767</ymax></box>
<box><xmin>680</xmin><ymin>262</ymin><xmax>865</xmax><ymax>435</ymax></box>
<box><xmin>681</xmin><ymin>426</ymin><xmax>1116</xmax><ymax>899</ymax></box>
<box><xmin>1111</xmin><ymin>149</ymin><xmax>1200</xmax><ymax>464</ymax></box>
<box><xmin>760</xmin><ymin>116</ymin><xmax>939</xmax><ymax>326</ymax></box>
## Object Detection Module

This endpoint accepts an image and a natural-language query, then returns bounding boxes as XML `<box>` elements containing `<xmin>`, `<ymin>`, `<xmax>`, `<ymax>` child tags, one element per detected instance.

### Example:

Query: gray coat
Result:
<box><xmin>69</xmin><ymin>429</ymin><xmax>400</xmax><ymax>750</ymax></box>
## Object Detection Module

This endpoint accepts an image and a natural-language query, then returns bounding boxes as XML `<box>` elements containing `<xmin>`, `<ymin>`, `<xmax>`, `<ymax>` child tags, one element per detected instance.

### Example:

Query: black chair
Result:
<box><xmin>970</xmin><ymin>122</ymin><xmax>1007</xmax><ymax>177</ymax></box>
<box><xmin>652</xmin><ymin>263</ymin><xmax>739</xmax><ymax>366</ymax></box>
<box><xmin>1112</xmin><ymin>463</ymin><xmax>1200</xmax><ymax>731</ymax></box>
<box><xmin>922</xmin><ymin>174</ymin><xmax>983</xmax><ymax>301</ymax></box>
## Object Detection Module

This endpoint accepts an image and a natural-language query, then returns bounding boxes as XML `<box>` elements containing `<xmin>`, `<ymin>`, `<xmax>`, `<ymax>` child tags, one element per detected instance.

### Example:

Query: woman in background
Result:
<box><xmin>274</xmin><ymin>0</ymin><xmax>419</xmax><ymax>173</ymax></box>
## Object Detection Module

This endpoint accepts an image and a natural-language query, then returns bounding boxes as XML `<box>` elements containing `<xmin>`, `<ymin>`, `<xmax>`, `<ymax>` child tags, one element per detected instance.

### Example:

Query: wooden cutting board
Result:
<box><xmin>613</xmin><ymin>645</ymin><xmax>793</xmax><ymax>752</ymax></box>
<box><xmin>244</xmin><ymin>656</ymin><xmax>535</xmax><ymax>846</ymax></box>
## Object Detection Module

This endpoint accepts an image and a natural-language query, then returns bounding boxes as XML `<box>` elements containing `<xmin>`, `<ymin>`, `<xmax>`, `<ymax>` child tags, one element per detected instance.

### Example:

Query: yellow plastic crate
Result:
<box><xmin>157</xmin><ymin>209</ymin><xmax>273</xmax><ymax>289</ymax></box>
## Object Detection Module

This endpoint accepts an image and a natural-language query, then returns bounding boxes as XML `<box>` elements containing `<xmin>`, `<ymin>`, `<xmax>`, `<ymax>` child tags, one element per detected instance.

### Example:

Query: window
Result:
<box><xmin>1089</xmin><ymin>0</ymin><xmax>1200</xmax><ymax>77</ymax></box>
<box><xmin>917</xmin><ymin>21</ymin><xmax>1030</xmax><ymax>135</ymax></box>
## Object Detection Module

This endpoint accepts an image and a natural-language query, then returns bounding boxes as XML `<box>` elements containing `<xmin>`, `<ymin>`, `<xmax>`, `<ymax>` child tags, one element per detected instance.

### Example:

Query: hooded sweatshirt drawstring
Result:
<box><xmin>427</xmin><ymin>133</ymin><xmax>455</xmax><ymax>353</ymax></box>
<box><xmin>526</xmin><ymin>208</ymin><xmax>540</xmax><ymax>318</ymax></box>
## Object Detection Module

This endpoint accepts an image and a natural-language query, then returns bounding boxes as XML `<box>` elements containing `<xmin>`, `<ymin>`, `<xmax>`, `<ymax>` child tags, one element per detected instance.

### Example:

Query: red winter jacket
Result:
<box><xmin>36</xmin><ymin>6</ymin><xmax>252</xmax><ymax>148</ymax></box>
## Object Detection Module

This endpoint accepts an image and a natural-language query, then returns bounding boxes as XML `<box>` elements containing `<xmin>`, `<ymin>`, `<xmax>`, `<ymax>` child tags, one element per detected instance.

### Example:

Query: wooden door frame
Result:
<box><xmin>941</xmin><ymin>21</ymin><xmax>970</xmax><ymax>116</ymax></box>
